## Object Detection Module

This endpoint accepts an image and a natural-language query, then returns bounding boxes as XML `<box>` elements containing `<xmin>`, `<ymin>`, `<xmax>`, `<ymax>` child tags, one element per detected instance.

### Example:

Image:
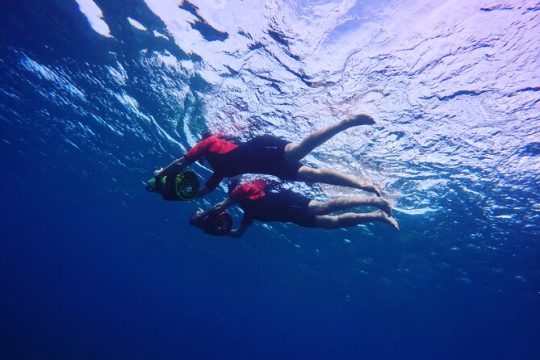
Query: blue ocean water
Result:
<box><xmin>1</xmin><ymin>0</ymin><xmax>539</xmax><ymax>359</ymax></box>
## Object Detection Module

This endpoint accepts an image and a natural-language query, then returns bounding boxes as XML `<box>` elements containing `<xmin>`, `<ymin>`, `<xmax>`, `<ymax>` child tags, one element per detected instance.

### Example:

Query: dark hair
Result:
<box><xmin>190</xmin><ymin>211</ymin><xmax>233</xmax><ymax>236</ymax></box>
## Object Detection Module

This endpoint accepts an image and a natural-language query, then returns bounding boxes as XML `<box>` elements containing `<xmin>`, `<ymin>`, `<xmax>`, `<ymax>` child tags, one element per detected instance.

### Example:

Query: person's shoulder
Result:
<box><xmin>200</xmin><ymin>135</ymin><xmax>218</xmax><ymax>143</ymax></box>
<box><xmin>231</xmin><ymin>183</ymin><xmax>250</xmax><ymax>197</ymax></box>
<box><xmin>192</xmin><ymin>135</ymin><xmax>220</xmax><ymax>149</ymax></box>
<box><xmin>207</xmin><ymin>135</ymin><xmax>233</xmax><ymax>144</ymax></box>
<box><xmin>231</xmin><ymin>180</ymin><xmax>267</xmax><ymax>201</ymax></box>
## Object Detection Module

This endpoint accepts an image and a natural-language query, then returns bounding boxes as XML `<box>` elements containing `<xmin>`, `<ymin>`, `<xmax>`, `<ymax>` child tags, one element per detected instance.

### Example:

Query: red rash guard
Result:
<box><xmin>228</xmin><ymin>180</ymin><xmax>317</xmax><ymax>227</ymax></box>
<box><xmin>182</xmin><ymin>135</ymin><xmax>303</xmax><ymax>190</ymax></box>
<box><xmin>183</xmin><ymin>136</ymin><xmax>239</xmax><ymax>189</ymax></box>
<box><xmin>184</xmin><ymin>136</ymin><xmax>238</xmax><ymax>160</ymax></box>
<box><xmin>230</xmin><ymin>179</ymin><xmax>268</xmax><ymax>203</ymax></box>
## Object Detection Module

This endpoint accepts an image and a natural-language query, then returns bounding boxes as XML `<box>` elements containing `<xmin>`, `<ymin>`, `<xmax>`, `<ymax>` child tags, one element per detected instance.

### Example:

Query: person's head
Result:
<box><xmin>189</xmin><ymin>208</ymin><xmax>206</xmax><ymax>225</ymax></box>
<box><xmin>189</xmin><ymin>209</ymin><xmax>233</xmax><ymax>236</ymax></box>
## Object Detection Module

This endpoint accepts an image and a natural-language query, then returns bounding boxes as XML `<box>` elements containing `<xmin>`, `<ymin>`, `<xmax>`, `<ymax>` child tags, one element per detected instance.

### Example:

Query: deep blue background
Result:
<box><xmin>1</xmin><ymin>1</ymin><xmax>539</xmax><ymax>359</ymax></box>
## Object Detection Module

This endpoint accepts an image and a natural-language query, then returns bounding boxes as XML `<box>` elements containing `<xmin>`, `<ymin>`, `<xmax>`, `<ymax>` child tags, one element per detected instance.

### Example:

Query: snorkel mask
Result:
<box><xmin>146</xmin><ymin>170</ymin><xmax>199</xmax><ymax>201</ymax></box>
<box><xmin>189</xmin><ymin>210</ymin><xmax>233</xmax><ymax>236</ymax></box>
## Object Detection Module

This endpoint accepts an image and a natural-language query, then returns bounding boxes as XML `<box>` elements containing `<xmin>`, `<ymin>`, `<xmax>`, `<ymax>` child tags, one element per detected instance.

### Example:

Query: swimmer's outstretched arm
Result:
<box><xmin>214</xmin><ymin>197</ymin><xmax>235</xmax><ymax>212</ymax></box>
<box><xmin>194</xmin><ymin>197</ymin><xmax>236</xmax><ymax>219</ymax></box>
<box><xmin>157</xmin><ymin>137</ymin><xmax>212</xmax><ymax>177</ymax></box>
<box><xmin>198</xmin><ymin>197</ymin><xmax>251</xmax><ymax>238</ymax></box>
<box><xmin>155</xmin><ymin>158</ymin><xmax>223</xmax><ymax>199</ymax></box>
<box><xmin>154</xmin><ymin>157</ymin><xmax>193</xmax><ymax>177</ymax></box>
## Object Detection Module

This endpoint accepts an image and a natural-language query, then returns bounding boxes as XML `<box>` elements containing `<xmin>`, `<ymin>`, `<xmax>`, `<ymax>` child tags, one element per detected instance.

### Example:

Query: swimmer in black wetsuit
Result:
<box><xmin>189</xmin><ymin>179</ymin><xmax>399</xmax><ymax>237</ymax></box>
<box><xmin>154</xmin><ymin>114</ymin><xmax>382</xmax><ymax>198</ymax></box>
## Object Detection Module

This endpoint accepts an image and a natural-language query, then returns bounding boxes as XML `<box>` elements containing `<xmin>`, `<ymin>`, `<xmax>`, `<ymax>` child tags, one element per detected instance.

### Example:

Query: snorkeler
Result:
<box><xmin>153</xmin><ymin>114</ymin><xmax>382</xmax><ymax>199</ymax></box>
<box><xmin>189</xmin><ymin>179</ymin><xmax>399</xmax><ymax>237</ymax></box>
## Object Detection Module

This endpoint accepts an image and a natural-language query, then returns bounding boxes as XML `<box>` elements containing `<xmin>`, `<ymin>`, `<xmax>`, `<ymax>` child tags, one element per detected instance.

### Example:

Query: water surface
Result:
<box><xmin>1</xmin><ymin>0</ymin><xmax>539</xmax><ymax>359</ymax></box>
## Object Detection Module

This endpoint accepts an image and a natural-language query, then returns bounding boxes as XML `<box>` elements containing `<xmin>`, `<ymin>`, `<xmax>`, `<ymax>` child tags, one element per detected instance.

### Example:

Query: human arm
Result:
<box><xmin>154</xmin><ymin>159</ymin><xmax>223</xmax><ymax>199</ymax></box>
<box><xmin>189</xmin><ymin>172</ymin><xmax>224</xmax><ymax>199</ymax></box>
<box><xmin>154</xmin><ymin>138</ymin><xmax>213</xmax><ymax>177</ymax></box>
<box><xmin>190</xmin><ymin>197</ymin><xmax>251</xmax><ymax>238</ymax></box>
<box><xmin>191</xmin><ymin>196</ymin><xmax>237</xmax><ymax>222</ymax></box>
<box><xmin>210</xmin><ymin>196</ymin><xmax>236</xmax><ymax>213</ymax></box>
<box><xmin>154</xmin><ymin>157</ymin><xmax>193</xmax><ymax>178</ymax></box>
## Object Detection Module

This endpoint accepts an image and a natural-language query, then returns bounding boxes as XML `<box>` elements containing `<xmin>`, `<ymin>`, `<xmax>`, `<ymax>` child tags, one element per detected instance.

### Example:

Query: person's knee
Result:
<box><xmin>297</xmin><ymin>166</ymin><xmax>323</xmax><ymax>181</ymax></box>
<box><xmin>284</xmin><ymin>143</ymin><xmax>300</xmax><ymax>161</ymax></box>
<box><xmin>308</xmin><ymin>200</ymin><xmax>327</xmax><ymax>215</ymax></box>
<box><xmin>310</xmin><ymin>168</ymin><xmax>335</xmax><ymax>182</ymax></box>
<box><xmin>314</xmin><ymin>215</ymin><xmax>338</xmax><ymax>229</ymax></box>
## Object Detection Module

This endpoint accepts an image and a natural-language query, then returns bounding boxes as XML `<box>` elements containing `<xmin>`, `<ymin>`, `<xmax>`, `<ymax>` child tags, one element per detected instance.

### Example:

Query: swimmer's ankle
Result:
<box><xmin>343</xmin><ymin>114</ymin><xmax>376</xmax><ymax>127</ymax></box>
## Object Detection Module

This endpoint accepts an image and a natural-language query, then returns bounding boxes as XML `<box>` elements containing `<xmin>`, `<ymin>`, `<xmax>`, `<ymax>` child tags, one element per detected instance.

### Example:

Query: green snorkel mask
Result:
<box><xmin>146</xmin><ymin>170</ymin><xmax>199</xmax><ymax>201</ymax></box>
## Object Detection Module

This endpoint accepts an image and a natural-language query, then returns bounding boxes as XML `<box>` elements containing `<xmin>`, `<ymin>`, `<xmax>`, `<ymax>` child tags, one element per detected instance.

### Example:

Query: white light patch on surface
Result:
<box><xmin>143</xmin><ymin>0</ymin><xmax>255</xmax><ymax>82</ymax></box>
<box><xmin>153</xmin><ymin>30</ymin><xmax>168</xmax><ymax>40</ymax></box>
<box><xmin>127</xmin><ymin>17</ymin><xmax>147</xmax><ymax>31</ymax></box>
<box><xmin>107</xmin><ymin>64</ymin><xmax>128</xmax><ymax>86</ymax></box>
<box><xmin>74</xmin><ymin>0</ymin><xmax>112</xmax><ymax>37</ymax></box>
<box><xmin>20</xmin><ymin>55</ymin><xmax>86</xmax><ymax>101</ymax></box>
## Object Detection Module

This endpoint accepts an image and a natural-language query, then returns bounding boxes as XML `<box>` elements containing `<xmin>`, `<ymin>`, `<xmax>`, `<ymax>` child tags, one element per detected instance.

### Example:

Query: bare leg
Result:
<box><xmin>308</xmin><ymin>196</ymin><xmax>392</xmax><ymax>216</ymax></box>
<box><xmin>297</xmin><ymin>166</ymin><xmax>382</xmax><ymax>196</ymax></box>
<box><xmin>315</xmin><ymin>210</ymin><xmax>399</xmax><ymax>231</ymax></box>
<box><xmin>284</xmin><ymin>114</ymin><xmax>375</xmax><ymax>162</ymax></box>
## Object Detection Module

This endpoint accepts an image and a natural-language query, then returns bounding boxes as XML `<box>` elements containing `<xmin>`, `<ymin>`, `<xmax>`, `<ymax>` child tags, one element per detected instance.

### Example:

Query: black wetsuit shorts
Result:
<box><xmin>243</xmin><ymin>188</ymin><xmax>317</xmax><ymax>227</ymax></box>
<box><xmin>205</xmin><ymin>135</ymin><xmax>304</xmax><ymax>189</ymax></box>
<box><xmin>224</xmin><ymin>135</ymin><xmax>303</xmax><ymax>180</ymax></box>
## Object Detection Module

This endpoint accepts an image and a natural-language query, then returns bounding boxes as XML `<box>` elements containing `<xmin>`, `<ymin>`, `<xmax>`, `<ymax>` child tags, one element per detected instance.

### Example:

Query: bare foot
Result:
<box><xmin>363</xmin><ymin>182</ymin><xmax>382</xmax><ymax>197</ymax></box>
<box><xmin>344</xmin><ymin>114</ymin><xmax>376</xmax><ymax>127</ymax></box>
<box><xmin>372</xmin><ymin>183</ymin><xmax>382</xmax><ymax>197</ymax></box>
<box><xmin>387</xmin><ymin>216</ymin><xmax>399</xmax><ymax>231</ymax></box>
<box><xmin>375</xmin><ymin>197</ymin><xmax>392</xmax><ymax>216</ymax></box>
<box><xmin>377</xmin><ymin>211</ymin><xmax>399</xmax><ymax>231</ymax></box>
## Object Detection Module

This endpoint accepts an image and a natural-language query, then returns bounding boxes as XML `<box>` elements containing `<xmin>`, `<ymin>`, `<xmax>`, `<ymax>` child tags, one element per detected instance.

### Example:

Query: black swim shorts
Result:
<box><xmin>254</xmin><ymin>188</ymin><xmax>317</xmax><ymax>227</ymax></box>
<box><xmin>239</xmin><ymin>135</ymin><xmax>303</xmax><ymax>180</ymax></box>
